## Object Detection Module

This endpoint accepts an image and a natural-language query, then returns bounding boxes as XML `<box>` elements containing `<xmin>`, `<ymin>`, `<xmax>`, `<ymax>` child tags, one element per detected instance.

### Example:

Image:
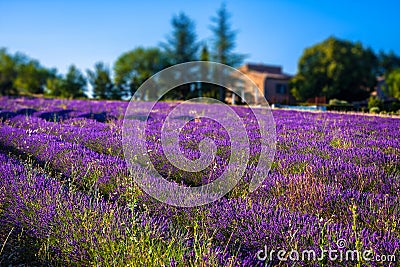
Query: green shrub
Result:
<box><xmin>369</xmin><ymin>107</ymin><xmax>380</xmax><ymax>114</ymax></box>
<box><xmin>327</xmin><ymin>99</ymin><xmax>355</xmax><ymax>111</ymax></box>
<box><xmin>368</xmin><ymin>96</ymin><xmax>383</xmax><ymax>110</ymax></box>
<box><xmin>329</xmin><ymin>99</ymin><xmax>350</xmax><ymax>106</ymax></box>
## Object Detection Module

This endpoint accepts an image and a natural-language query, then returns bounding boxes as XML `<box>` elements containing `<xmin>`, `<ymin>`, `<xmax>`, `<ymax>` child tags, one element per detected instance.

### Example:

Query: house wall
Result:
<box><xmin>233</xmin><ymin>69</ymin><xmax>267</xmax><ymax>105</ymax></box>
<box><xmin>264</xmin><ymin>78</ymin><xmax>293</xmax><ymax>104</ymax></box>
<box><xmin>234</xmin><ymin>64</ymin><xmax>295</xmax><ymax>105</ymax></box>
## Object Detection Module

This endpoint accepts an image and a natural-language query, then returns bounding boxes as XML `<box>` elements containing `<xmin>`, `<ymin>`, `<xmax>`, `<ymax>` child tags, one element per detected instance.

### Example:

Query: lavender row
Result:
<box><xmin>0</xmin><ymin>124</ymin><xmax>129</xmax><ymax>199</ymax></box>
<box><xmin>0</xmin><ymin>96</ymin><xmax>128</xmax><ymax>122</ymax></box>
<box><xmin>1</xmin><ymin>97</ymin><xmax>400</xmax><ymax>265</ymax></box>
<box><xmin>2</xmin><ymin>108</ymin><xmax>399</xmax><ymax>233</ymax></box>
<box><xmin>0</xmin><ymin>153</ymin><xmax>244</xmax><ymax>266</ymax></box>
<box><xmin>1</xmin><ymin>153</ymin><xmax>397</xmax><ymax>266</ymax></box>
<box><xmin>5</xmin><ymin>115</ymin><xmax>124</xmax><ymax>157</ymax></box>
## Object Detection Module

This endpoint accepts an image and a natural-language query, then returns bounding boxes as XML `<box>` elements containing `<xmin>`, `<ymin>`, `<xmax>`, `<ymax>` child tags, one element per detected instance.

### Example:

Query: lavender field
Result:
<box><xmin>0</xmin><ymin>96</ymin><xmax>399</xmax><ymax>266</ymax></box>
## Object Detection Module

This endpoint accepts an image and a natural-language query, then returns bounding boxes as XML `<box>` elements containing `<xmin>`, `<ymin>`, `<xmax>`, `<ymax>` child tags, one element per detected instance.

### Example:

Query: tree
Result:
<box><xmin>0</xmin><ymin>48</ymin><xmax>56</xmax><ymax>96</ymax></box>
<box><xmin>114</xmin><ymin>47</ymin><xmax>168</xmax><ymax>99</ymax></box>
<box><xmin>200</xmin><ymin>44</ymin><xmax>210</xmax><ymax>61</ymax></box>
<box><xmin>377</xmin><ymin>50</ymin><xmax>400</xmax><ymax>76</ymax></box>
<box><xmin>159</xmin><ymin>12</ymin><xmax>200</xmax><ymax>100</ymax></box>
<box><xmin>63</xmin><ymin>65</ymin><xmax>87</xmax><ymax>99</ymax></box>
<box><xmin>0</xmin><ymin>48</ymin><xmax>19</xmax><ymax>95</ymax></box>
<box><xmin>210</xmin><ymin>4</ymin><xmax>245</xmax><ymax>67</ymax></box>
<box><xmin>14</xmin><ymin>60</ymin><xmax>56</xmax><ymax>95</ymax></box>
<box><xmin>46</xmin><ymin>65</ymin><xmax>87</xmax><ymax>99</ymax></box>
<box><xmin>87</xmin><ymin>62</ymin><xmax>119</xmax><ymax>100</ymax></box>
<box><xmin>161</xmin><ymin>12</ymin><xmax>199</xmax><ymax>64</ymax></box>
<box><xmin>210</xmin><ymin>3</ymin><xmax>246</xmax><ymax>102</ymax></box>
<box><xmin>384</xmin><ymin>68</ymin><xmax>400</xmax><ymax>99</ymax></box>
<box><xmin>290</xmin><ymin>37</ymin><xmax>378</xmax><ymax>102</ymax></box>
<box><xmin>45</xmin><ymin>75</ymin><xmax>64</xmax><ymax>97</ymax></box>
<box><xmin>197</xmin><ymin>44</ymin><xmax>217</xmax><ymax>98</ymax></box>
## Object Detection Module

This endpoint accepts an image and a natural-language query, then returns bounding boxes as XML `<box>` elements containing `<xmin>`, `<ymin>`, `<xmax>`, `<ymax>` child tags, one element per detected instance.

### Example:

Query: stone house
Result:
<box><xmin>227</xmin><ymin>63</ymin><xmax>294</xmax><ymax>105</ymax></box>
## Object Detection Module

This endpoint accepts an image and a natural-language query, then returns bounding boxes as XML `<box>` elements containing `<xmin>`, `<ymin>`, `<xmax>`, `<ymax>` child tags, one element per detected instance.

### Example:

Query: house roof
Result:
<box><xmin>239</xmin><ymin>63</ymin><xmax>292</xmax><ymax>79</ymax></box>
<box><xmin>243</xmin><ymin>63</ymin><xmax>282</xmax><ymax>74</ymax></box>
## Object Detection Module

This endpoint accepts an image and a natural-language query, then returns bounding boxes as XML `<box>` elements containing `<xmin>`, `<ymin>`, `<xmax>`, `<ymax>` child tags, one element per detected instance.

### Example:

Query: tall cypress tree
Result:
<box><xmin>161</xmin><ymin>12</ymin><xmax>199</xmax><ymax>65</ymax></box>
<box><xmin>210</xmin><ymin>4</ymin><xmax>245</xmax><ymax>101</ymax></box>
<box><xmin>210</xmin><ymin>3</ymin><xmax>245</xmax><ymax>67</ymax></box>
<box><xmin>200</xmin><ymin>44</ymin><xmax>210</xmax><ymax>61</ymax></box>
<box><xmin>161</xmin><ymin>12</ymin><xmax>199</xmax><ymax>100</ymax></box>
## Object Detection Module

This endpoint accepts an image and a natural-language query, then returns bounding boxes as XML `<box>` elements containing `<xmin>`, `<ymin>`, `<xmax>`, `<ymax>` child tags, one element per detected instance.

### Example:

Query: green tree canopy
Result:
<box><xmin>290</xmin><ymin>36</ymin><xmax>378</xmax><ymax>102</ymax></box>
<box><xmin>87</xmin><ymin>62</ymin><xmax>119</xmax><ymax>100</ymax></box>
<box><xmin>14</xmin><ymin>60</ymin><xmax>56</xmax><ymax>95</ymax></box>
<box><xmin>384</xmin><ymin>68</ymin><xmax>400</xmax><ymax>99</ymax></box>
<box><xmin>200</xmin><ymin>44</ymin><xmax>210</xmax><ymax>61</ymax></box>
<box><xmin>45</xmin><ymin>65</ymin><xmax>87</xmax><ymax>99</ymax></box>
<box><xmin>63</xmin><ymin>65</ymin><xmax>87</xmax><ymax>99</ymax></box>
<box><xmin>45</xmin><ymin>75</ymin><xmax>64</xmax><ymax>97</ymax></box>
<box><xmin>209</xmin><ymin>3</ymin><xmax>245</xmax><ymax>67</ymax></box>
<box><xmin>0</xmin><ymin>48</ymin><xmax>55</xmax><ymax>96</ymax></box>
<box><xmin>377</xmin><ymin>50</ymin><xmax>400</xmax><ymax>76</ymax></box>
<box><xmin>0</xmin><ymin>48</ymin><xmax>19</xmax><ymax>96</ymax></box>
<box><xmin>161</xmin><ymin>12</ymin><xmax>199</xmax><ymax>64</ymax></box>
<box><xmin>114</xmin><ymin>47</ymin><xmax>168</xmax><ymax>99</ymax></box>
<box><xmin>160</xmin><ymin>12</ymin><xmax>201</xmax><ymax>100</ymax></box>
<box><xmin>209</xmin><ymin>3</ymin><xmax>246</xmax><ymax>102</ymax></box>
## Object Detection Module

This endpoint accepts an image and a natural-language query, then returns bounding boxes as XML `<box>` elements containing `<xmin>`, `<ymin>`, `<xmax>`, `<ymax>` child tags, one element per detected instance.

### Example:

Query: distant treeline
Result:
<box><xmin>0</xmin><ymin>4</ymin><xmax>244</xmax><ymax>101</ymax></box>
<box><xmin>1</xmin><ymin>4</ymin><xmax>400</xmax><ymax>103</ymax></box>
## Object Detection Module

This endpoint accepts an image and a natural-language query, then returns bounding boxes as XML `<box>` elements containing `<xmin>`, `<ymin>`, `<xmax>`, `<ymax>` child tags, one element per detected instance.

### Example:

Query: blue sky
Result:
<box><xmin>0</xmin><ymin>0</ymin><xmax>399</xmax><ymax>75</ymax></box>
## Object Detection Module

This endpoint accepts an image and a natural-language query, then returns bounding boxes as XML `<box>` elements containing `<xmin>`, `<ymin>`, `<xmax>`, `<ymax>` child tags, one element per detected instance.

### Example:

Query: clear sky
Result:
<box><xmin>1</xmin><ymin>0</ymin><xmax>399</xmax><ymax>76</ymax></box>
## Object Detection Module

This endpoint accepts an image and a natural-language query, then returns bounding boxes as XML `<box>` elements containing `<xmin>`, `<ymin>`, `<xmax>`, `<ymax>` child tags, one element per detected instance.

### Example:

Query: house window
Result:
<box><xmin>276</xmin><ymin>84</ymin><xmax>287</xmax><ymax>94</ymax></box>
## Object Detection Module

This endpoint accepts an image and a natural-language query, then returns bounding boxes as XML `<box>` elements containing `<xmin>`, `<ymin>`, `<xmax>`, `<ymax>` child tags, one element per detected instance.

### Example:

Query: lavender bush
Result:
<box><xmin>0</xmin><ymin>96</ymin><xmax>399</xmax><ymax>266</ymax></box>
